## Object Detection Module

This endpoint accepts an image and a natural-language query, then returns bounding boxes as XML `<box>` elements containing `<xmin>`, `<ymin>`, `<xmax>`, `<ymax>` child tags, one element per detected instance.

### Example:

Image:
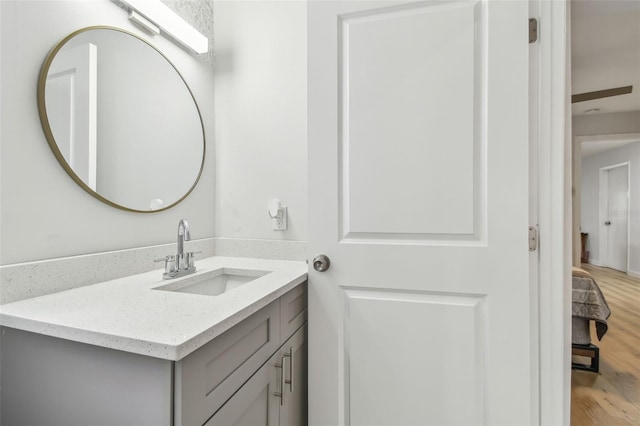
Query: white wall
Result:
<box><xmin>581</xmin><ymin>141</ymin><xmax>640</xmax><ymax>275</ymax></box>
<box><xmin>213</xmin><ymin>1</ymin><xmax>307</xmax><ymax>242</ymax></box>
<box><xmin>572</xmin><ymin>111</ymin><xmax>640</xmax><ymax>265</ymax></box>
<box><xmin>0</xmin><ymin>1</ymin><xmax>215</xmax><ymax>265</ymax></box>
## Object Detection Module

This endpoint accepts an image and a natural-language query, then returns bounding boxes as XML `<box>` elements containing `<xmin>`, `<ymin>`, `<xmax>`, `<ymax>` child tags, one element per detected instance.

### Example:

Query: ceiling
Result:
<box><xmin>581</xmin><ymin>138</ymin><xmax>639</xmax><ymax>157</ymax></box>
<box><xmin>571</xmin><ymin>0</ymin><xmax>640</xmax><ymax>117</ymax></box>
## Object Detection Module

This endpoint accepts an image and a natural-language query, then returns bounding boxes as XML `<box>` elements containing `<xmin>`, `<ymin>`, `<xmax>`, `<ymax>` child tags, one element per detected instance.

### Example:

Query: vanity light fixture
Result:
<box><xmin>128</xmin><ymin>10</ymin><xmax>160</xmax><ymax>35</ymax></box>
<box><xmin>115</xmin><ymin>0</ymin><xmax>208</xmax><ymax>54</ymax></box>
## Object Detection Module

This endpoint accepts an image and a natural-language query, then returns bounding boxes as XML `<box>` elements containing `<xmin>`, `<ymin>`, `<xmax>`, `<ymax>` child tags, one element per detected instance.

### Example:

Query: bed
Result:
<box><xmin>571</xmin><ymin>266</ymin><xmax>611</xmax><ymax>372</ymax></box>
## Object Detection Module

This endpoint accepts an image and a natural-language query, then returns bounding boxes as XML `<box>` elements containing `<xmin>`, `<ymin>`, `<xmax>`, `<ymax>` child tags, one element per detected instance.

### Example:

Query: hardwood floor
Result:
<box><xmin>571</xmin><ymin>264</ymin><xmax>640</xmax><ymax>426</ymax></box>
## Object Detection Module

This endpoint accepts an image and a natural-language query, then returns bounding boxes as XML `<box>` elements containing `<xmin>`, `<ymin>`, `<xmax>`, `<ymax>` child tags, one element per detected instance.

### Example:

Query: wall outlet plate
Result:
<box><xmin>272</xmin><ymin>206</ymin><xmax>287</xmax><ymax>231</ymax></box>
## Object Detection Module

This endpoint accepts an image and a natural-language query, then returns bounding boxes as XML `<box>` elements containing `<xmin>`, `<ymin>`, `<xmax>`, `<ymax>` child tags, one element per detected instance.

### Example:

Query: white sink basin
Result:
<box><xmin>153</xmin><ymin>268</ymin><xmax>270</xmax><ymax>296</ymax></box>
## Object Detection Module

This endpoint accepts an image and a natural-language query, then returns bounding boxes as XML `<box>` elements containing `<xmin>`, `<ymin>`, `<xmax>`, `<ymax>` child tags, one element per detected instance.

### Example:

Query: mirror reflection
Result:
<box><xmin>38</xmin><ymin>27</ymin><xmax>205</xmax><ymax>212</ymax></box>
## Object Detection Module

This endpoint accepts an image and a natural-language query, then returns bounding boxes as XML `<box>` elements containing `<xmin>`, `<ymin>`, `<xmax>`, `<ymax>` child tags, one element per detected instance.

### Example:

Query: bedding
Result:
<box><xmin>572</xmin><ymin>267</ymin><xmax>611</xmax><ymax>344</ymax></box>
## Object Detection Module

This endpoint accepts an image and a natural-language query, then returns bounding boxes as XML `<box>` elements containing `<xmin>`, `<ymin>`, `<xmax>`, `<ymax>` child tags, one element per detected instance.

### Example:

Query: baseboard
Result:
<box><xmin>628</xmin><ymin>270</ymin><xmax>640</xmax><ymax>279</ymax></box>
<box><xmin>586</xmin><ymin>258</ymin><xmax>602</xmax><ymax>267</ymax></box>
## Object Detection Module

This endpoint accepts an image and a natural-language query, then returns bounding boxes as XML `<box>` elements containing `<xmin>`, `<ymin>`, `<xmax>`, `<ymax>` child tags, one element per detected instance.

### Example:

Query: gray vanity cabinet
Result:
<box><xmin>278</xmin><ymin>324</ymin><xmax>308</xmax><ymax>426</ymax></box>
<box><xmin>175</xmin><ymin>301</ymin><xmax>282</xmax><ymax>426</ymax></box>
<box><xmin>0</xmin><ymin>327</ymin><xmax>173</xmax><ymax>426</ymax></box>
<box><xmin>0</xmin><ymin>283</ymin><xmax>307</xmax><ymax>426</ymax></box>
<box><xmin>204</xmin><ymin>324</ymin><xmax>307</xmax><ymax>426</ymax></box>
<box><xmin>205</xmin><ymin>350</ymin><xmax>281</xmax><ymax>426</ymax></box>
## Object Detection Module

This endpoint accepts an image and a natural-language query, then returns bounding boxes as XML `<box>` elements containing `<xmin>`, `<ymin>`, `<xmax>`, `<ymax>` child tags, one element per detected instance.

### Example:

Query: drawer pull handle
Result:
<box><xmin>284</xmin><ymin>347</ymin><xmax>294</xmax><ymax>392</ymax></box>
<box><xmin>274</xmin><ymin>362</ymin><xmax>285</xmax><ymax>406</ymax></box>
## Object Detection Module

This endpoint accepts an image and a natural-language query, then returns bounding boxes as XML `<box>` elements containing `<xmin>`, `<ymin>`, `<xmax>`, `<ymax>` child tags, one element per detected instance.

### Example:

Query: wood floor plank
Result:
<box><xmin>571</xmin><ymin>264</ymin><xmax>640</xmax><ymax>425</ymax></box>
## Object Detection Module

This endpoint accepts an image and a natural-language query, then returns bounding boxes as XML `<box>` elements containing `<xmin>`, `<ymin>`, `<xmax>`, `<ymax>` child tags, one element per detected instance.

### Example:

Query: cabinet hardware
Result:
<box><xmin>284</xmin><ymin>347</ymin><xmax>294</xmax><ymax>392</ymax></box>
<box><xmin>274</xmin><ymin>362</ymin><xmax>285</xmax><ymax>406</ymax></box>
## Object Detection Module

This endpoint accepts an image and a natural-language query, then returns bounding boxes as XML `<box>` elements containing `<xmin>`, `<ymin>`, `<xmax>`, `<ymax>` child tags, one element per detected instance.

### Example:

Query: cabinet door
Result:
<box><xmin>177</xmin><ymin>301</ymin><xmax>280</xmax><ymax>426</ymax></box>
<box><xmin>279</xmin><ymin>325</ymin><xmax>307</xmax><ymax>426</ymax></box>
<box><xmin>280</xmin><ymin>283</ymin><xmax>307</xmax><ymax>343</ymax></box>
<box><xmin>204</xmin><ymin>325</ymin><xmax>308</xmax><ymax>426</ymax></box>
<box><xmin>204</xmin><ymin>351</ymin><xmax>280</xmax><ymax>426</ymax></box>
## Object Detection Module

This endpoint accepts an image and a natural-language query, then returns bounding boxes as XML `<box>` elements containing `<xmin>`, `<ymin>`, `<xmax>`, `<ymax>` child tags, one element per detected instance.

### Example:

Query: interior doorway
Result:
<box><xmin>599</xmin><ymin>163</ymin><xmax>629</xmax><ymax>273</ymax></box>
<box><xmin>569</xmin><ymin>0</ymin><xmax>640</xmax><ymax>422</ymax></box>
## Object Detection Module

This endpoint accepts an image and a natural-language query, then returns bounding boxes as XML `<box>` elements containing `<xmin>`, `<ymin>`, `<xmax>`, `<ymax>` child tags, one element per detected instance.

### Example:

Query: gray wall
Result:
<box><xmin>0</xmin><ymin>0</ymin><xmax>215</xmax><ymax>264</ymax></box>
<box><xmin>581</xmin><ymin>141</ymin><xmax>640</xmax><ymax>274</ymax></box>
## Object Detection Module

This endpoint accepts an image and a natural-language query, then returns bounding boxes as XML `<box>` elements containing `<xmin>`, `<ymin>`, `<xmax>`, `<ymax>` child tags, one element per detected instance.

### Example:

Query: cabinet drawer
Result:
<box><xmin>203</xmin><ymin>351</ymin><xmax>280</xmax><ymax>426</ymax></box>
<box><xmin>175</xmin><ymin>301</ymin><xmax>281</xmax><ymax>426</ymax></box>
<box><xmin>204</xmin><ymin>323</ymin><xmax>308</xmax><ymax>426</ymax></box>
<box><xmin>280</xmin><ymin>282</ymin><xmax>307</xmax><ymax>343</ymax></box>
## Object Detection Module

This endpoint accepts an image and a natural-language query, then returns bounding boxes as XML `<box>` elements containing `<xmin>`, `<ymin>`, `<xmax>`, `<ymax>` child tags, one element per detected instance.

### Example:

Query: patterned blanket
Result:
<box><xmin>572</xmin><ymin>267</ymin><xmax>611</xmax><ymax>340</ymax></box>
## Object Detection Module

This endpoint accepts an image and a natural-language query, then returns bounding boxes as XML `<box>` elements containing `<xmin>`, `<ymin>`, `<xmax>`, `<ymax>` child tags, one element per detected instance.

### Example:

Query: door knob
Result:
<box><xmin>313</xmin><ymin>255</ymin><xmax>331</xmax><ymax>272</ymax></box>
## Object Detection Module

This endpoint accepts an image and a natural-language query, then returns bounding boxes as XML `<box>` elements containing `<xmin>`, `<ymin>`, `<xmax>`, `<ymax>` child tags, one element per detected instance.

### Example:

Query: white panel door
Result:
<box><xmin>46</xmin><ymin>43</ymin><xmax>97</xmax><ymax>190</ymax></box>
<box><xmin>605</xmin><ymin>165</ymin><xmax>629</xmax><ymax>272</ymax></box>
<box><xmin>308</xmin><ymin>1</ymin><xmax>534</xmax><ymax>425</ymax></box>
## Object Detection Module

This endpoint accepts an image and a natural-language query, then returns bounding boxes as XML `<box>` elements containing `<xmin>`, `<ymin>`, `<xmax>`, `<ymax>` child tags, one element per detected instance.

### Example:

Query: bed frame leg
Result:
<box><xmin>571</xmin><ymin>343</ymin><xmax>599</xmax><ymax>373</ymax></box>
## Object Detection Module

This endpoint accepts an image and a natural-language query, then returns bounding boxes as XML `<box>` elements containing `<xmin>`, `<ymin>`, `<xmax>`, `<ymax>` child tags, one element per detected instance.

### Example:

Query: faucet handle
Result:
<box><xmin>154</xmin><ymin>255</ymin><xmax>176</xmax><ymax>274</ymax></box>
<box><xmin>186</xmin><ymin>251</ymin><xmax>202</xmax><ymax>269</ymax></box>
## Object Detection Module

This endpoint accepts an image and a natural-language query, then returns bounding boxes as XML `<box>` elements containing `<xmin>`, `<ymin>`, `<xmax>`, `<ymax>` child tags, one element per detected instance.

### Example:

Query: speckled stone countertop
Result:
<box><xmin>0</xmin><ymin>256</ymin><xmax>307</xmax><ymax>361</ymax></box>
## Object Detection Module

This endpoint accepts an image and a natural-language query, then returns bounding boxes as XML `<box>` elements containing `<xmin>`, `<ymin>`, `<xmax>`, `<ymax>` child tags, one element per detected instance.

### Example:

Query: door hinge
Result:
<box><xmin>529</xmin><ymin>18</ymin><xmax>538</xmax><ymax>43</ymax></box>
<box><xmin>529</xmin><ymin>226</ymin><xmax>539</xmax><ymax>252</ymax></box>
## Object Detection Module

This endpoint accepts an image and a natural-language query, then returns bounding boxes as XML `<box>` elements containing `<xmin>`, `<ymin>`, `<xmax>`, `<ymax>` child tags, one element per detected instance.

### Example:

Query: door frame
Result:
<box><xmin>599</xmin><ymin>162</ymin><xmax>631</xmax><ymax>272</ymax></box>
<box><xmin>534</xmin><ymin>0</ymin><xmax>571</xmax><ymax>424</ymax></box>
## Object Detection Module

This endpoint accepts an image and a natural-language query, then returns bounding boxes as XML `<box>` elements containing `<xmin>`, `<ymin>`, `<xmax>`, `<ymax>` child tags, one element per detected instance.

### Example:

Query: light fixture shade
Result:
<box><xmin>128</xmin><ymin>10</ymin><xmax>160</xmax><ymax>35</ymax></box>
<box><xmin>117</xmin><ymin>0</ymin><xmax>208</xmax><ymax>54</ymax></box>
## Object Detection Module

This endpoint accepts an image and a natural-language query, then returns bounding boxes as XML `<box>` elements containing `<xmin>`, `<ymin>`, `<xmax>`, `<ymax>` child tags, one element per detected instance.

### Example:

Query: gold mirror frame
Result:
<box><xmin>37</xmin><ymin>26</ymin><xmax>206</xmax><ymax>213</ymax></box>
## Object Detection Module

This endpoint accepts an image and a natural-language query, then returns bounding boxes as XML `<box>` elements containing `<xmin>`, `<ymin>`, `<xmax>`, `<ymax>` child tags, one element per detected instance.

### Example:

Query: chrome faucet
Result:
<box><xmin>155</xmin><ymin>218</ymin><xmax>198</xmax><ymax>279</ymax></box>
<box><xmin>177</xmin><ymin>218</ymin><xmax>190</xmax><ymax>266</ymax></box>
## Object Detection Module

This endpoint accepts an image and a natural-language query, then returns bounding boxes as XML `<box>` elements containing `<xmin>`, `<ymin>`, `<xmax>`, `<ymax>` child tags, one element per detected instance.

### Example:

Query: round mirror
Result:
<box><xmin>37</xmin><ymin>26</ymin><xmax>205</xmax><ymax>212</ymax></box>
